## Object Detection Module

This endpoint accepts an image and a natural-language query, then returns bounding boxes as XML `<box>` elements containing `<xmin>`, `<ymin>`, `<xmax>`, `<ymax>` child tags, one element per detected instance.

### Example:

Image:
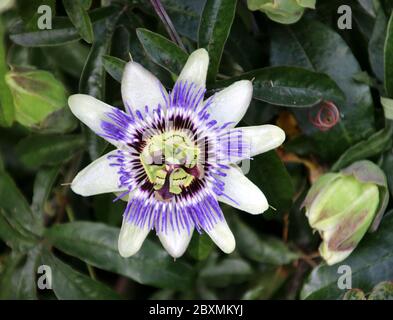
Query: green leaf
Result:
<box><xmin>188</xmin><ymin>233</ymin><xmax>214</xmax><ymax>260</ymax></box>
<box><xmin>198</xmin><ymin>0</ymin><xmax>237</xmax><ymax>82</ymax></box>
<box><xmin>0</xmin><ymin>209</ymin><xmax>37</xmax><ymax>251</ymax></box>
<box><xmin>136</xmin><ymin>28</ymin><xmax>188</xmax><ymax>76</ymax></box>
<box><xmin>31</xmin><ymin>166</ymin><xmax>60</xmax><ymax>219</ymax></box>
<box><xmin>270</xmin><ymin>21</ymin><xmax>375</xmax><ymax>160</ymax></box>
<box><xmin>81</xmin><ymin>0</ymin><xmax>92</xmax><ymax>10</ymax></box>
<box><xmin>45</xmin><ymin>222</ymin><xmax>195</xmax><ymax>290</ymax></box>
<box><xmin>230</xmin><ymin>216</ymin><xmax>299</xmax><ymax>265</ymax></box>
<box><xmin>63</xmin><ymin>0</ymin><xmax>94</xmax><ymax>44</ymax></box>
<box><xmin>241</xmin><ymin>267</ymin><xmax>289</xmax><ymax>299</ymax></box>
<box><xmin>79</xmin><ymin>9</ymin><xmax>120</xmax><ymax>160</ymax></box>
<box><xmin>102</xmin><ymin>55</ymin><xmax>126</xmax><ymax>83</ymax></box>
<box><xmin>9</xmin><ymin>7</ymin><xmax>116</xmax><ymax>47</ymax></box>
<box><xmin>301</xmin><ymin>211</ymin><xmax>393</xmax><ymax>299</ymax></box>
<box><xmin>385</xmin><ymin>11</ymin><xmax>393</xmax><ymax>97</ymax></box>
<box><xmin>200</xmin><ymin>257</ymin><xmax>252</xmax><ymax>288</ymax></box>
<box><xmin>16</xmin><ymin>134</ymin><xmax>85</xmax><ymax>168</ymax></box>
<box><xmin>381</xmin><ymin>96</ymin><xmax>393</xmax><ymax>120</ymax></box>
<box><xmin>0</xmin><ymin>170</ymin><xmax>42</xmax><ymax>237</ymax></box>
<box><xmin>382</xmin><ymin>149</ymin><xmax>393</xmax><ymax>196</ymax></box>
<box><xmin>44</xmin><ymin>39</ymin><xmax>90</xmax><ymax>78</ymax></box>
<box><xmin>40</xmin><ymin>249</ymin><xmax>120</xmax><ymax>300</ymax></box>
<box><xmin>369</xmin><ymin>8</ymin><xmax>387</xmax><ymax>81</ymax></box>
<box><xmin>0</xmin><ymin>153</ymin><xmax>3</xmax><ymax>171</ymax></box>
<box><xmin>0</xmin><ymin>248</ymin><xmax>41</xmax><ymax>299</ymax></box>
<box><xmin>248</xmin><ymin>150</ymin><xmax>294</xmax><ymax>216</ymax></box>
<box><xmin>331</xmin><ymin>124</ymin><xmax>393</xmax><ymax>171</ymax></box>
<box><xmin>357</xmin><ymin>0</ymin><xmax>376</xmax><ymax>17</ymax></box>
<box><xmin>215</xmin><ymin>66</ymin><xmax>345</xmax><ymax>107</ymax></box>
<box><xmin>161</xmin><ymin>0</ymin><xmax>206</xmax><ymax>41</ymax></box>
<box><xmin>0</xmin><ymin>17</ymin><xmax>15</xmax><ymax>127</ymax></box>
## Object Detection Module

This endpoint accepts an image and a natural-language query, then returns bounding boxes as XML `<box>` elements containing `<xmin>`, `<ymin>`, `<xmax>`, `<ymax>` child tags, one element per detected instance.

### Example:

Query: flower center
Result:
<box><xmin>140</xmin><ymin>130</ymin><xmax>203</xmax><ymax>201</ymax></box>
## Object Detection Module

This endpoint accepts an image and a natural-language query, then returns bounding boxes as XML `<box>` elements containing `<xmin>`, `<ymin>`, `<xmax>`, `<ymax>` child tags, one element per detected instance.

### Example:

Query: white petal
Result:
<box><xmin>118</xmin><ymin>220</ymin><xmax>150</xmax><ymax>258</ymax></box>
<box><xmin>68</xmin><ymin>94</ymin><xmax>122</xmax><ymax>146</ymax></box>
<box><xmin>218</xmin><ymin>165</ymin><xmax>268</xmax><ymax>214</ymax></box>
<box><xmin>241</xmin><ymin>125</ymin><xmax>285</xmax><ymax>157</ymax></box>
<box><xmin>121</xmin><ymin>62</ymin><xmax>168</xmax><ymax>112</ymax></box>
<box><xmin>207</xmin><ymin>80</ymin><xmax>253</xmax><ymax>127</ymax></box>
<box><xmin>157</xmin><ymin>227</ymin><xmax>194</xmax><ymax>258</ymax></box>
<box><xmin>71</xmin><ymin>150</ymin><xmax>125</xmax><ymax>197</ymax></box>
<box><xmin>177</xmin><ymin>48</ymin><xmax>209</xmax><ymax>88</ymax></box>
<box><xmin>205</xmin><ymin>219</ymin><xmax>235</xmax><ymax>254</ymax></box>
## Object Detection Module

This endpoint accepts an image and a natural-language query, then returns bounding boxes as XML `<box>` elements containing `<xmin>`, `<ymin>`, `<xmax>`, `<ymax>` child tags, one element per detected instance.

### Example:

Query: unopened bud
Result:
<box><xmin>6</xmin><ymin>68</ymin><xmax>67</xmax><ymax>128</ymax></box>
<box><xmin>302</xmin><ymin>160</ymin><xmax>389</xmax><ymax>265</ymax></box>
<box><xmin>247</xmin><ymin>0</ymin><xmax>316</xmax><ymax>24</ymax></box>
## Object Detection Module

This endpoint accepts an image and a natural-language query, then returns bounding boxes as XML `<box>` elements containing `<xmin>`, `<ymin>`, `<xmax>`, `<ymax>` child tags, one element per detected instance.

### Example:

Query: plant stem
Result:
<box><xmin>149</xmin><ymin>0</ymin><xmax>187</xmax><ymax>52</ymax></box>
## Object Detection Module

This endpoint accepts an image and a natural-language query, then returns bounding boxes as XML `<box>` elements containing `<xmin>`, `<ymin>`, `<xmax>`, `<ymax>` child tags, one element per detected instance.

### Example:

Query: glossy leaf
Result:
<box><xmin>44</xmin><ymin>42</ymin><xmax>90</xmax><ymax>78</ymax></box>
<box><xmin>31</xmin><ymin>166</ymin><xmax>60</xmax><ymax>219</ymax></box>
<box><xmin>9</xmin><ymin>7</ymin><xmax>116</xmax><ymax>47</ymax></box>
<box><xmin>136</xmin><ymin>28</ymin><xmax>188</xmax><ymax>75</ymax></box>
<box><xmin>161</xmin><ymin>0</ymin><xmax>206</xmax><ymax>41</ymax></box>
<box><xmin>241</xmin><ymin>267</ymin><xmax>289</xmax><ymax>300</ymax></box>
<box><xmin>79</xmin><ymin>9</ymin><xmax>120</xmax><ymax>160</ymax></box>
<box><xmin>247</xmin><ymin>150</ymin><xmax>295</xmax><ymax>216</ymax></box>
<box><xmin>0</xmin><ymin>209</ymin><xmax>37</xmax><ymax>251</ymax></box>
<box><xmin>215</xmin><ymin>66</ymin><xmax>345</xmax><ymax>107</ymax></box>
<box><xmin>301</xmin><ymin>211</ymin><xmax>393</xmax><ymax>299</ymax></box>
<box><xmin>0</xmin><ymin>17</ymin><xmax>14</xmax><ymax>127</ymax></box>
<box><xmin>381</xmin><ymin>96</ymin><xmax>393</xmax><ymax>120</ymax></box>
<box><xmin>385</xmin><ymin>11</ymin><xmax>393</xmax><ymax>97</ymax></box>
<box><xmin>200</xmin><ymin>257</ymin><xmax>252</xmax><ymax>288</ymax></box>
<box><xmin>188</xmin><ymin>233</ymin><xmax>214</xmax><ymax>261</ymax></box>
<box><xmin>102</xmin><ymin>55</ymin><xmax>126</xmax><ymax>83</ymax></box>
<box><xmin>331</xmin><ymin>124</ymin><xmax>393</xmax><ymax>171</ymax></box>
<box><xmin>63</xmin><ymin>0</ymin><xmax>94</xmax><ymax>44</ymax></box>
<box><xmin>0</xmin><ymin>248</ymin><xmax>41</xmax><ymax>299</ymax></box>
<box><xmin>0</xmin><ymin>170</ymin><xmax>42</xmax><ymax>236</ymax></box>
<box><xmin>40</xmin><ymin>249</ymin><xmax>120</xmax><ymax>300</ymax></box>
<box><xmin>198</xmin><ymin>0</ymin><xmax>237</xmax><ymax>82</ymax></box>
<box><xmin>231</xmin><ymin>216</ymin><xmax>299</xmax><ymax>265</ymax></box>
<box><xmin>357</xmin><ymin>0</ymin><xmax>376</xmax><ymax>17</ymax></box>
<box><xmin>270</xmin><ymin>21</ymin><xmax>375</xmax><ymax>160</ymax></box>
<box><xmin>369</xmin><ymin>8</ymin><xmax>387</xmax><ymax>81</ymax></box>
<box><xmin>16</xmin><ymin>134</ymin><xmax>85</xmax><ymax>168</ymax></box>
<box><xmin>382</xmin><ymin>149</ymin><xmax>393</xmax><ymax>196</ymax></box>
<box><xmin>45</xmin><ymin>222</ymin><xmax>195</xmax><ymax>290</ymax></box>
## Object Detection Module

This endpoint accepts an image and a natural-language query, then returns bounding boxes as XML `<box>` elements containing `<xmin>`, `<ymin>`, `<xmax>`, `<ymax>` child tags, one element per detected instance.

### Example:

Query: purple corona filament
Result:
<box><xmin>99</xmin><ymin>81</ymin><xmax>250</xmax><ymax>235</ymax></box>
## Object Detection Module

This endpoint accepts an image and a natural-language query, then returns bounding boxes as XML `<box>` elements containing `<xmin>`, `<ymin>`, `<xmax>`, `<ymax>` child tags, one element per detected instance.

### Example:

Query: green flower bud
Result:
<box><xmin>247</xmin><ymin>0</ymin><xmax>316</xmax><ymax>24</ymax></box>
<box><xmin>368</xmin><ymin>281</ymin><xmax>393</xmax><ymax>300</ymax></box>
<box><xmin>5</xmin><ymin>68</ymin><xmax>67</xmax><ymax>128</ymax></box>
<box><xmin>343</xmin><ymin>289</ymin><xmax>366</xmax><ymax>300</ymax></box>
<box><xmin>302</xmin><ymin>160</ymin><xmax>389</xmax><ymax>265</ymax></box>
<box><xmin>0</xmin><ymin>0</ymin><xmax>14</xmax><ymax>14</ymax></box>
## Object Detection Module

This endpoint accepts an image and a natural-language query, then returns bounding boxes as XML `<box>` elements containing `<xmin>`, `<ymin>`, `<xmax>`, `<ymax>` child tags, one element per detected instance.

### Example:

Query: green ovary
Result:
<box><xmin>140</xmin><ymin>130</ymin><xmax>200</xmax><ymax>195</ymax></box>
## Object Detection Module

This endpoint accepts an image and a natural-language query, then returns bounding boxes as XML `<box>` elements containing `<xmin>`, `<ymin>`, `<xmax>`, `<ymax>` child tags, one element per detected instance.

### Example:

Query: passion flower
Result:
<box><xmin>68</xmin><ymin>49</ymin><xmax>285</xmax><ymax>258</ymax></box>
